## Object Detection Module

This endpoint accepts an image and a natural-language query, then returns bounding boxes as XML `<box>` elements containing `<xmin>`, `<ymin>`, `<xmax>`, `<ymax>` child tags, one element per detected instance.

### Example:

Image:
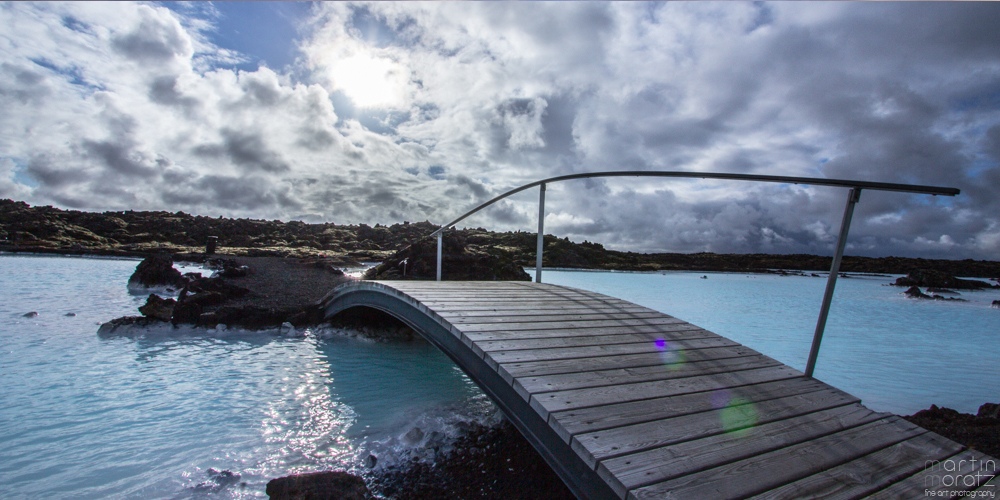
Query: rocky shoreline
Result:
<box><xmin>5</xmin><ymin>199</ymin><xmax>1000</xmax><ymax>278</ymax></box>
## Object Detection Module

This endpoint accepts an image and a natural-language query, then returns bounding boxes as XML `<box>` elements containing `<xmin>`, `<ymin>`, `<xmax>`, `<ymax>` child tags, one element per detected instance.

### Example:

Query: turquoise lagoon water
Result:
<box><xmin>534</xmin><ymin>268</ymin><xmax>1000</xmax><ymax>417</ymax></box>
<box><xmin>1</xmin><ymin>254</ymin><xmax>997</xmax><ymax>499</ymax></box>
<box><xmin>0</xmin><ymin>255</ymin><xmax>489</xmax><ymax>499</ymax></box>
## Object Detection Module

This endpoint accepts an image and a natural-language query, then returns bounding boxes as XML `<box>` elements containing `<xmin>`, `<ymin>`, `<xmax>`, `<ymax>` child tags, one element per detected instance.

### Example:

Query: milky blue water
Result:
<box><xmin>534</xmin><ymin>268</ymin><xmax>1000</xmax><ymax>417</ymax></box>
<box><xmin>2</xmin><ymin>255</ymin><xmax>998</xmax><ymax>499</ymax></box>
<box><xmin>0</xmin><ymin>255</ymin><xmax>489</xmax><ymax>500</ymax></box>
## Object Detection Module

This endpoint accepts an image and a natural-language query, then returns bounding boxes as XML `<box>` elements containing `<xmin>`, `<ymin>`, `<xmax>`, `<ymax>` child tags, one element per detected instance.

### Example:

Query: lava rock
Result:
<box><xmin>904</xmin><ymin>404</ymin><xmax>1000</xmax><ymax>459</ymax></box>
<box><xmin>266</xmin><ymin>471</ymin><xmax>370</xmax><ymax>500</ymax></box>
<box><xmin>128</xmin><ymin>253</ymin><xmax>187</xmax><ymax>289</ymax></box>
<box><xmin>138</xmin><ymin>294</ymin><xmax>175</xmax><ymax>321</ymax></box>
<box><xmin>365</xmin><ymin>232</ymin><xmax>530</xmax><ymax>281</ymax></box>
<box><xmin>894</xmin><ymin>269</ymin><xmax>994</xmax><ymax>290</ymax></box>
<box><xmin>902</xmin><ymin>286</ymin><xmax>967</xmax><ymax>301</ymax></box>
<box><xmin>979</xmin><ymin>403</ymin><xmax>1000</xmax><ymax>420</ymax></box>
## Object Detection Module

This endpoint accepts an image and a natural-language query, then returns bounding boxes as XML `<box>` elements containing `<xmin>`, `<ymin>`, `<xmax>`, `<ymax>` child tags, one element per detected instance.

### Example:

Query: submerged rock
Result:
<box><xmin>97</xmin><ymin>316</ymin><xmax>169</xmax><ymax>336</ymax></box>
<box><xmin>902</xmin><ymin>286</ymin><xmax>967</xmax><ymax>302</ymax></box>
<box><xmin>266</xmin><ymin>471</ymin><xmax>370</xmax><ymax>500</ymax></box>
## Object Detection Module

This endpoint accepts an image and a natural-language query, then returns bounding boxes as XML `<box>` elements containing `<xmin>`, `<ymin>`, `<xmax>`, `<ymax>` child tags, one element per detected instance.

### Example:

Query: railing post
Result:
<box><xmin>536</xmin><ymin>183</ymin><xmax>546</xmax><ymax>283</ymax></box>
<box><xmin>436</xmin><ymin>231</ymin><xmax>443</xmax><ymax>282</ymax></box>
<box><xmin>805</xmin><ymin>187</ymin><xmax>862</xmax><ymax>378</ymax></box>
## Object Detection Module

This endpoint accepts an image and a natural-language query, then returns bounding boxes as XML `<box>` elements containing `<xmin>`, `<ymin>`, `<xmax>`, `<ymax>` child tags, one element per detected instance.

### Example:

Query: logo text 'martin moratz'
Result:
<box><xmin>924</xmin><ymin>457</ymin><xmax>996</xmax><ymax>496</ymax></box>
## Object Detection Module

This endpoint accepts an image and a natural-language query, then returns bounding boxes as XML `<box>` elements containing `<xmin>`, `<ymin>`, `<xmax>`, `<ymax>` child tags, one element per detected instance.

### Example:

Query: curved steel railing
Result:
<box><xmin>426</xmin><ymin>170</ymin><xmax>959</xmax><ymax>377</ymax></box>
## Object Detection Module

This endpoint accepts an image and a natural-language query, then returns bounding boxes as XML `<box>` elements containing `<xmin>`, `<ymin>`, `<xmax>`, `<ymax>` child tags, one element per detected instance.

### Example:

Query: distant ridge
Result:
<box><xmin>2</xmin><ymin>199</ymin><xmax>998</xmax><ymax>278</ymax></box>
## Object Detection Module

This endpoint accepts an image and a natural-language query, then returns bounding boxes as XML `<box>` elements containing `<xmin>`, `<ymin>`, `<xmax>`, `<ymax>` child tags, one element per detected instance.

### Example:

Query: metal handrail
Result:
<box><xmin>427</xmin><ymin>170</ymin><xmax>959</xmax><ymax>377</ymax></box>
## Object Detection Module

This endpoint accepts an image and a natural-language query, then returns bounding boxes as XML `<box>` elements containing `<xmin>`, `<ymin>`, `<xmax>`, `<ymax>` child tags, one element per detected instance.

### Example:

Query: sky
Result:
<box><xmin>1</xmin><ymin>2</ymin><xmax>999</xmax><ymax>260</ymax></box>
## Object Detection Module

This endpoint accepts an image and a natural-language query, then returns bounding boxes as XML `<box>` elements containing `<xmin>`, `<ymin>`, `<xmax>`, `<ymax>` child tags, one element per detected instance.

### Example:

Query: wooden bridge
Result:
<box><xmin>321</xmin><ymin>280</ymin><xmax>997</xmax><ymax>500</ymax></box>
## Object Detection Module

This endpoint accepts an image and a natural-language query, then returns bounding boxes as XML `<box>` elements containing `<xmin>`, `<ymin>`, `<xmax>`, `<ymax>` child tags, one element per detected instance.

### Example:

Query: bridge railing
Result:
<box><xmin>426</xmin><ymin>171</ymin><xmax>959</xmax><ymax>377</ymax></box>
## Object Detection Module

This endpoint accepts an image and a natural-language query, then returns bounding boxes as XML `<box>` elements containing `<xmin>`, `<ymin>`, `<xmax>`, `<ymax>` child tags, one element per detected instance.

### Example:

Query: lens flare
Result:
<box><xmin>655</xmin><ymin>338</ymin><xmax>687</xmax><ymax>368</ymax></box>
<box><xmin>718</xmin><ymin>396</ymin><xmax>759</xmax><ymax>437</ymax></box>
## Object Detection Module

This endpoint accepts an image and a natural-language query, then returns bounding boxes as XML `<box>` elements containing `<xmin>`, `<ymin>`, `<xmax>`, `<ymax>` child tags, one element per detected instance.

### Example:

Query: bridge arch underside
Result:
<box><xmin>323</xmin><ymin>288</ymin><xmax>617</xmax><ymax>500</ymax></box>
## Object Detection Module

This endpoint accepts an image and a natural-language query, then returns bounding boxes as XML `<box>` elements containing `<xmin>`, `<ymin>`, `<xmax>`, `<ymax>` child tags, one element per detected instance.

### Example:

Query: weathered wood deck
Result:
<box><xmin>321</xmin><ymin>281</ymin><xmax>997</xmax><ymax>500</ymax></box>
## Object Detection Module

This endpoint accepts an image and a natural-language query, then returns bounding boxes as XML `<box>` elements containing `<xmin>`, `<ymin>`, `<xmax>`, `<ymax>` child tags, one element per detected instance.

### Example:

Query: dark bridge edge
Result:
<box><xmin>322</xmin><ymin>282</ymin><xmax>619</xmax><ymax>500</ymax></box>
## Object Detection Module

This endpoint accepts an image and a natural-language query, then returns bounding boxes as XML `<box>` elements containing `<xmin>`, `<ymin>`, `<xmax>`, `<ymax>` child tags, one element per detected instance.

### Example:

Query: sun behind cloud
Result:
<box><xmin>326</xmin><ymin>52</ymin><xmax>409</xmax><ymax>109</ymax></box>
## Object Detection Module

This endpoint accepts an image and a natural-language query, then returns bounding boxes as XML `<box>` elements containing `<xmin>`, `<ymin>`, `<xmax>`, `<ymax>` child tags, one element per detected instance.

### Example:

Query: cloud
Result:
<box><xmin>0</xmin><ymin>2</ymin><xmax>998</xmax><ymax>259</ymax></box>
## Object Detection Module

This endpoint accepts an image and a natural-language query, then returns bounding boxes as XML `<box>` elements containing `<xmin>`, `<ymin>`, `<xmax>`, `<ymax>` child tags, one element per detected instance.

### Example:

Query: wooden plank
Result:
<box><xmin>421</xmin><ymin>298</ymin><xmax>641</xmax><ymax>308</ymax></box>
<box><xmin>576</xmin><ymin>392</ymin><xmax>867</xmax><ymax>472</ymax></box>
<box><xmin>745</xmin><ymin>432</ymin><xmax>964</xmax><ymax>500</ymax></box>
<box><xmin>548</xmin><ymin>377</ymin><xmax>832</xmax><ymax>444</ymax></box>
<box><xmin>479</xmin><ymin>331</ymin><xmax>724</xmax><ymax>353</ymax></box>
<box><xmin>395</xmin><ymin>286</ymin><xmax>606</xmax><ymax>295</ymax></box>
<box><xmin>595</xmin><ymin>395</ymin><xmax>871</xmax><ymax>496</ymax></box>
<box><xmin>864</xmin><ymin>448</ymin><xmax>998</xmax><ymax>499</ymax></box>
<box><xmin>463</xmin><ymin>322</ymin><xmax>701</xmax><ymax>342</ymax></box>
<box><xmin>627</xmin><ymin>416</ymin><xmax>925</xmax><ymax>500</ymax></box>
<box><xmin>408</xmin><ymin>294</ymin><xmax>620</xmax><ymax>303</ymax></box>
<box><xmin>499</xmin><ymin>345</ymin><xmax>763</xmax><ymax>380</ymax></box>
<box><xmin>530</xmin><ymin>365</ymin><xmax>802</xmax><ymax>419</ymax></box>
<box><xmin>443</xmin><ymin>311</ymin><xmax>668</xmax><ymax>325</ymax></box>
<box><xmin>485</xmin><ymin>336</ymin><xmax>739</xmax><ymax>364</ymax></box>
<box><xmin>512</xmin><ymin>354</ymin><xmax>784</xmax><ymax>398</ymax></box>
<box><xmin>458</xmin><ymin>316</ymin><xmax>693</xmax><ymax>333</ymax></box>
<box><xmin>435</xmin><ymin>304</ymin><xmax>656</xmax><ymax>317</ymax></box>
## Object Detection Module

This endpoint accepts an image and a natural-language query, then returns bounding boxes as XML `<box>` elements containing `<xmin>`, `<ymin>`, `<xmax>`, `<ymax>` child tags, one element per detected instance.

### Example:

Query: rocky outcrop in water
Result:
<box><xmin>128</xmin><ymin>253</ymin><xmax>187</xmax><ymax>290</ymax></box>
<box><xmin>138</xmin><ymin>294</ymin><xmax>175</xmax><ymax>321</ymax></box>
<box><xmin>902</xmin><ymin>286</ymin><xmax>968</xmax><ymax>301</ymax></box>
<box><xmin>893</xmin><ymin>269</ymin><xmax>996</xmax><ymax>290</ymax></box>
<box><xmin>265</xmin><ymin>471</ymin><xmax>370</xmax><ymax>500</ymax></box>
<box><xmin>364</xmin><ymin>232</ymin><xmax>530</xmax><ymax>281</ymax></box>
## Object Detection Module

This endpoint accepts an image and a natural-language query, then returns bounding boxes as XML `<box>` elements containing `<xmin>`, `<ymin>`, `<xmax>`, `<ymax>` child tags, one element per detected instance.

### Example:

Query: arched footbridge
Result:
<box><xmin>321</xmin><ymin>280</ymin><xmax>997</xmax><ymax>500</ymax></box>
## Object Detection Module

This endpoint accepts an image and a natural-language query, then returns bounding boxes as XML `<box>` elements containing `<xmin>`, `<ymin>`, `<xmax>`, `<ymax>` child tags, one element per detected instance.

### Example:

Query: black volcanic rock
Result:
<box><xmin>894</xmin><ymin>269</ymin><xmax>995</xmax><ymax>290</ymax></box>
<box><xmin>904</xmin><ymin>404</ymin><xmax>1000</xmax><ymax>459</ymax></box>
<box><xmin>128</xmin><ymin>253</ymin><xmax>187</xmax><ymax>289</ymax></box>
<box><xmin>902</xmin><ymin>286</ymin><xmax>967</xmax><ymax>301</ymax></box>
<box><xmin>138</xmin><ymin>294</ymin><xmax>175</xmax><ymax>321</ymax></box>
<box><xmin>365</xmin><ymin>232</ymin><xmax>530</xmax><ymax>281</ymax></box>
<box><xmin>266</xmin><ymin>471</ymin><xmax>370</xmax><ymax>500</ymax></box>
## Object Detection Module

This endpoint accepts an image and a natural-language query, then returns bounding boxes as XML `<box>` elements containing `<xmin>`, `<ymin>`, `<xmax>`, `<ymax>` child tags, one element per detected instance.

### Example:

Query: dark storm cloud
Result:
<box><xmin>0</xmin><ymin>63</ymin><xmax>52</xmax><ymax>104</ymax></box>
<box><xmin>450</xmin><ymin>175</ymin><xmax>490</xmax><ymax>201</ymax></box>
<box><xmin>194</xmin><ymin>129</ymin><xmax>291</xmax><ymax>174</ymax></box>
<box><xmin>162</xmin><ymin>174</ymin><xmax>303</xmax><ymax>212</ymax></box>
<box><xmin>25</xmin><ymin>155</ymin><xmax>88</xmax><ymax>188</ymax></box>
<box><xmin>148</xmin><ymin>76</ymin><xmax>200</xmax><ymax>111</ymax></box>
<box><xmin>81</xmin><ymin>139</ymin><xmax>157</xmax><ymax>178</ymax></box>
